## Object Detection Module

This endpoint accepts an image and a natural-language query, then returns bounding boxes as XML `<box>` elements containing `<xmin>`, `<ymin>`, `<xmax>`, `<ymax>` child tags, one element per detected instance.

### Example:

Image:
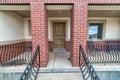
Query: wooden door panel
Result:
<box><xmin>53</xmin><ymin>22</ymin><xmax>65</xmax><ymax>48</ymax></box>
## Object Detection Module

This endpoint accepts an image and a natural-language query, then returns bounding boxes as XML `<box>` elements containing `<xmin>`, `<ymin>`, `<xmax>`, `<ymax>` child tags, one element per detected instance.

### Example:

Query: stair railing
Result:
<box><xmin>0</xmin><ymin>44</ymin><xmax>32</xmax><ymax>66</ymax></box>
<box><xmin>19</xmin><ymin>45</ymin><xmax>40</xmax><ymax>80</ymax></box>
<box><xmin>79</xmin><ymin>45</ymin><xmax>100</xmax><ymax>80</ymax></box>
<box><xmin>87</xmin><ymin>43</ymin><xmax>120</xmax><ymax>63</ymax></box>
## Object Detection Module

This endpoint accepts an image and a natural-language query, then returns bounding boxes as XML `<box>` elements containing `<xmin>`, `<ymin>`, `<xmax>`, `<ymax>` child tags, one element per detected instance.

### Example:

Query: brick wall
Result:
<box><xmin>48</xmin><ymin>41</ymin><xmax>53</xmax><ymax>52</ymax></box>
<box><xmin>48</xmin><ymin>41</ymin><xmax>71</xmax><ymax>52</ymax></box>
<box><xmin>30</xmin><ymin>0</ymin><xmax>88</xmax><ymax>67</ymax></box>
<box><xmin>88</xmin><ymin>0</ymin><xmax>120</xmax><ymax>4</ymax></box>
<box><xmin>31</xmin><ymin>2</ymin><xmax>49</xmax><ymax>67</ymax></box>
<box><xmin>1</xmin><ymin>0</ymin><xmax>120</xmax><ymax>4</ymax></box>
<box><xmin>1</xmin><ymin>0</ymin><xmax>119</xmax><ymax>67</ymax></box>
<box><xmin>71</xmin><ymin>3</ymin><xmax>88</xmax><ymax>67</ymax></box>
<box><xmin>0</xmin><ymin>0</ymin><xmax>30</xmax><ymax>4</ymax></box>
<box><xmin>65</xmin><ymin>41</ymin><xmax>71</xmax><ymax>51</ymax></box>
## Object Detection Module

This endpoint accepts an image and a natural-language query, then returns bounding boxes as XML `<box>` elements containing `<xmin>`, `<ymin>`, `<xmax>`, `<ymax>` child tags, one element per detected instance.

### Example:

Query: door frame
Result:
<box><xmin>53</xmin><ymin>22</ymin><xmax>66</xmax><ymax>49</ymax></box>
<box><xmin>48</xmin><ymin>17</ymin><xmax>71</xmax><ymax>41</ymax></box>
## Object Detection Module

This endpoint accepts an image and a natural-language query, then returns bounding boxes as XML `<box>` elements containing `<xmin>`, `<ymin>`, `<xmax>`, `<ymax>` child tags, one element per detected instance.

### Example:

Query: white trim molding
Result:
<box><xmin>0</xmin><ymin>5</ymin><xmax>30</xmax><ymax>10</ymax></box>
<box><xmin>48</xmin><ymin>17</ymin><xmax>71</xmax><ymax>41</ymax></box>
<box><xmin>0</xmin><ymin>39</ymin><xmax>25</xmax><ymax>45</ymax></box>
<box><xmin>46</xmin><ymin>5</ymin><xmax>72</xmax><ymax>10</ymax></box>
<box><xmin>88</xmin><ymin>5</ymin><xmax>120</xmax><ymax>10</ymax></box>
<box><xmin>24</xmin><ymin>18</ymin><xmax>32</xmax><ymax>40</ymax></box>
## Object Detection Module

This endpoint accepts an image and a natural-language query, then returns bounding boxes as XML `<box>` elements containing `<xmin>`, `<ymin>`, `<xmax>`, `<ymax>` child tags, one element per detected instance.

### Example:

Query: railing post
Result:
<box><xmin>38</xmin><ymin>45</ymin><xmax>40</xmax><ymax>68</ymax></box>
<box><xmin>19</xmin><ymin>45</ymin><xmax>40</xmax><ymax>80</ymax></box>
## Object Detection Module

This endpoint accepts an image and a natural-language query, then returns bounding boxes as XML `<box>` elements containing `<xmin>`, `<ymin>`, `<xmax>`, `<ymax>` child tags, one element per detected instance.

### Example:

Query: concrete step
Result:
<box><xmin>53</xmin><ymin>48</ymin><xmax>66</xmax><ymax>53</ymax></box>
<box><xmin>37</xmin><ymin>73</ymin><xmax>83</xmax><ymax>80</ymax></box>
<box><xmin>39</xmin><ymin>68</ymin><xmax>81</xmax><ymax>73</ymax></box>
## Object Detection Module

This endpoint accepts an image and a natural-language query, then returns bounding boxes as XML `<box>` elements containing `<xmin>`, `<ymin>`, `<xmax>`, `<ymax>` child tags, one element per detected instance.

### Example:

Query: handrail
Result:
<box><xmin>19</xmin><ymin>45</ymin><xmax>40</xmax><ymax>80</ymax></box>
<box><xmin>0</xmin><ymin>44</ymin><xmax>32</xmax><ymax>66</ymax></box>
<box><xmin>79</xmin><ymin>45</ymin><xmax>99</xmax><ymax>80</ymax></box>
<box><xmin>87</xmin><ymin>44</ymin><xmax>120</xmax><ymax>63</ymax></box>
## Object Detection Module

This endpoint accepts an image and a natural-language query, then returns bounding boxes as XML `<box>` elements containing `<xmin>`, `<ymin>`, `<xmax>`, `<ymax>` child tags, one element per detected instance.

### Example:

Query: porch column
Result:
<box><xmin>71</xmin><ymin>3</ymin><xmax>88</xmax><ymax>67</ymax></box>
<box><xmin>30</xmin><ymin>3</ymin><xmax>49</xmax><ymax>67</ymax></box>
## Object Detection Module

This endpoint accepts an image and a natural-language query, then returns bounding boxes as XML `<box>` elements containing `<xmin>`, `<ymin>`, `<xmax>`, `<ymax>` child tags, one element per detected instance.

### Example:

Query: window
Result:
<box><xmin>28</xmin><ymin>20</ymin><xmax>31</xmax><ymax>36</ymax></box>
<box><xmin>88</xmin><ymin>22</ymin><xmax>104</xmax><ymax>40</ymax></box>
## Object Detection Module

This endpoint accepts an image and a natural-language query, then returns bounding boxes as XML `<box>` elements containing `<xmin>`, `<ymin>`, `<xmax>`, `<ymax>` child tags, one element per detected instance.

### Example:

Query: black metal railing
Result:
<box><xmin>0</xmin><ymin>44</ymin><xmax>32</xmax><ymax>66</ymax></box>
<box><xmin>79</xmin><ymin>45</ymin><xmax>99</xmax><ymax>80</ymax></box>
<box><xmin>19</xmin><ymin>45</ymin><xmax>40</xmax><ymax>80</ymax></box>
<box><xmin>87</xmin><ymin>44</ymin><xmax>120</xmax><ymax>63</ymax></box>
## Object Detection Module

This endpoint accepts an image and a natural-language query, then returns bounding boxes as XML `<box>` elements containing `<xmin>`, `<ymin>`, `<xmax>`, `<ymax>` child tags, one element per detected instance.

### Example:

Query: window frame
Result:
<box><xmin>88</xmin><ymin>20</ymin><xmax>106</xmax><ymax>41</ymax></box>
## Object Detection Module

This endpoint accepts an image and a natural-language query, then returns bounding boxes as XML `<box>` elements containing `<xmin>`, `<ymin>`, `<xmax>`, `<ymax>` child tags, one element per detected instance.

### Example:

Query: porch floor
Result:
<box><xmin>46</xmin><ymin>52</ymin><xmax>73</xmax><ymax>69</ymax></box>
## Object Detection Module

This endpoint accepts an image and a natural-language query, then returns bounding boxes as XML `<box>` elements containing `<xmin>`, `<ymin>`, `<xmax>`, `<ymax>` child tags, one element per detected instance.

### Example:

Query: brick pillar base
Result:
<box><xmin>71</xmin><ymin>3</ymin><xmax>88</xmax><ymax>67</ymax></box>
<box><xmin>31</xmin><ymin>3</ymin><xmax>49</xmax><ymax>67</ymax></box>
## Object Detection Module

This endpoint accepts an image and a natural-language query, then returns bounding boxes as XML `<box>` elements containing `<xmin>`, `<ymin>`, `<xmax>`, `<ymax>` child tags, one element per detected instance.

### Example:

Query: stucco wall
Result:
<box><xmin>88</xmin><ymin>17</ymin><xmax>120</xmax><ymax>40</ymax></box>
<box><xmin>0</xmin><ymin>11</ymin><xmax>24</xmax><ymax>42</ymax></box>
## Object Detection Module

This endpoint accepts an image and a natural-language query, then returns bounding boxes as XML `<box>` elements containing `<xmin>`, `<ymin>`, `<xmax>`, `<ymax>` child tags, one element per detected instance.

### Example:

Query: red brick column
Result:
<box><xmin>71</xmin><ymin>3</ymin><xmax>88</xmax><ymax>67</ymax></box>
<box><xmin>30</xmin><ymin>3</ymin><xmax>49</xmax><ymax>67</ymax></box>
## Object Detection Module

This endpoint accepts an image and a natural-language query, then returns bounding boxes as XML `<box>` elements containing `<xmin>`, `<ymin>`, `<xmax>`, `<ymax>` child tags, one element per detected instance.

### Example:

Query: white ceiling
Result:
<box><xmin>46</xmin><ymin>5</ymin><xmax>72</xmax><ymax>10</ymax></box>
<box><xmin>0</xmin><ymin>5</ymin><xmax>29</xmax><ymax>10</ymax></box>
<box><xmin>88</xmin><ymin>10</ymin><xmax>120</xmax><ymax>17</ymax></box>
<box><xmin>88</xmin><ymin>5</ymin><xmax>120</xmax><ymax>10</ymax></box>
<box><xmin>12</xmin><ymin>11</ymin><xmax>30</xmax><ymax>18</ymax></box>
<box><xmin>47</xmin><ymin>10</ymin><xmax>71</xmax><ymax>17</ymax></box>
<box><xmin>88</xmin><ymin>5</ymin><xmax>120</xmax><ymax>17</ymax></box>
<box><xmin>1</xmin><ymin>5</ymin><xmax>120</xmax><ymax>18</ymax></box>
<box><xmin>12</xmin><ymin>10</ymin><xmax>120</xmax><ymax>18</ymax></box>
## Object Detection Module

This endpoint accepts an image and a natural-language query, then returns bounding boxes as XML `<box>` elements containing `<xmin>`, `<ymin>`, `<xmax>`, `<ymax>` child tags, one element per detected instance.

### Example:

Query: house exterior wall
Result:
<box><xmin>119</xmin><ymin>17</ymin><xmax>120</xmax><ymax>39</ymax></box>
<box><xmin>88</xmin><ymin>17</ymin><xmax>120</xmax><ymax>40</ymax></box>
<box><xmin>88</xmin><ymin>0</ymin><xmax>120</xmax><ymax>4</ymax></box>
<box><xmin>0</xmin><ymin>11</ymin><xmax>31</xmax><ymax>63</ymax></box>
<box><xmin>105</xmin><ymin>18</ymin><xmax>120</xmax><ymax>40</ymax></box>
<box><xmin>31</xmin><ymin>4</ymin><xmax>49</xmax><ymax>67</ymax></box>
<box><xmin>24</xmin><ymin>18</ymin><xmax>32</xmax><ymax>41</ymax></box>
<box><xmin>1</xmin><ymin>0</ymin><xmax>120</xmax><ymax>4</ymax></box>
<box><xmin>30</xmin><ymin>0</ymin><xmax>88</xmax><ymax>67</ymax></box>
<box><xmin>48</xmin><ymin>18</ymin><xmax>71</xmax><ymax>41</ymax></box>
<box><xmin>48</xmin><ymin>18</ymin><xmax>71</xmax><ymax>51</ymax></box>
<box><xmin>0</xmin><ymin>11</ymin><xmax>24</xmax><ymax>44</ymax></box>
<box><xmin>0</xmin><ymin>0</ymin><xmax>120</xmax><ymax>67</ymax></box>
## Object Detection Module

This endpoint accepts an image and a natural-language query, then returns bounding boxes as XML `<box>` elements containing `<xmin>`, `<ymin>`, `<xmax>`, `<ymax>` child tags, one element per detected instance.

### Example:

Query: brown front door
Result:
<box><xmin>53</xmin><ymin>22</ymin><xmax>65</xmax><ymax>48</ymax></box>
